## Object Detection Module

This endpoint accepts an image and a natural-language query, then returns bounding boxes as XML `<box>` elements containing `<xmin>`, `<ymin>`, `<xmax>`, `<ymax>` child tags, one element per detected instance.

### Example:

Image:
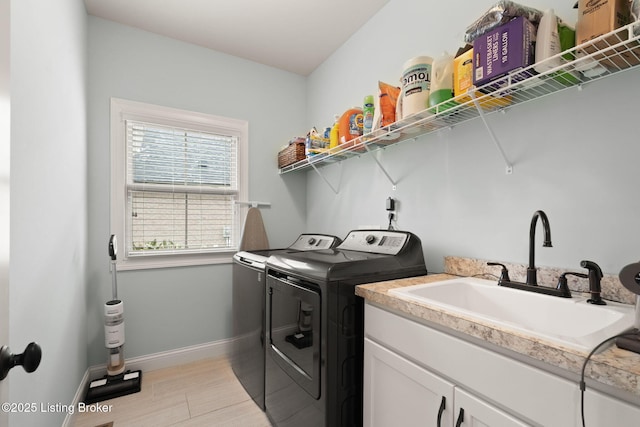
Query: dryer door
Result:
<box><xmin>267</xmin><ymin>274</ymin><xmax>321</xmax><ymax>399</ymax></box>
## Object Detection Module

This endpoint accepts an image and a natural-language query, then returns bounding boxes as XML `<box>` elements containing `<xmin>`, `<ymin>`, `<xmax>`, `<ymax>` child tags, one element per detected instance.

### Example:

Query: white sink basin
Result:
<box><xmin>389</xmin><ymin>277</ymin><xmax>636</xmax><ymax>353</ymax></box>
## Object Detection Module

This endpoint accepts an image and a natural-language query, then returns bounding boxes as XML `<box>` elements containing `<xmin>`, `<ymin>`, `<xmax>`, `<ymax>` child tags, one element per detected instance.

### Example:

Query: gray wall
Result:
<box><xmin>87</xmin><ymin>17</ymin><xmax>308</xmax><ymax>365</ymax></box>
<box><xmin>9</xmin><ymin>0</ymin><xmax>88</xmax><ymax>425</ymax></box>
<box><xmin>305</xmin><ymin>0</ymin><xmax>640</xmax><ymax>277</ymax></box>
<box><xmin>0</xmin><ymin>0</ymin><xmax>10</xmax><ymax>424</ymax></box>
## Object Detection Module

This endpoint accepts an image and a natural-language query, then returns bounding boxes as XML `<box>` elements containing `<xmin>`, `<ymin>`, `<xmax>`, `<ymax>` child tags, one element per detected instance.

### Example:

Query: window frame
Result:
<box><xmin>110</xmin><ymin>98</ymin><xmax>248</xmax><ymax>270</ymax></box>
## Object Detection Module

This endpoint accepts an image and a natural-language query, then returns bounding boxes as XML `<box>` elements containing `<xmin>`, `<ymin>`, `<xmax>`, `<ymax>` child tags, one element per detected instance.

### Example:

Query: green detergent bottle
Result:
<box><xmin>363</xmin><ymin>95</ymin><xmax>374</xmax><ymax>135</ymax></box>
<box><xmin>428</xmin><ymin>52</ymin><xmax>456</xmax><ymax>114</ymax></box>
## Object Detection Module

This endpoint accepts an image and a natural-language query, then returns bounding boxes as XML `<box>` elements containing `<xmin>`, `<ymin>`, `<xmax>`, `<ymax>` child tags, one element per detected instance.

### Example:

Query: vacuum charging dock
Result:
<box><xmin>85</xmin><ymin>370</ymin><xmax>142</xmax><ymax>404</ymax></box>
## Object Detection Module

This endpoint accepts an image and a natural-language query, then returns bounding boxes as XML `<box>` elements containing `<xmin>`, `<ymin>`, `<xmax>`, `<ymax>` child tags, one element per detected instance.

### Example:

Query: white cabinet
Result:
<box><xmin>364</xmin><ymin>337</ymin><xmax>528</xmax><ymax>427</ymax></box>
<box><xmin>453</xmin><ymin>388</ymin><xmax>529</xmax><ymax>427</ymax></box>
<box><xmin>582</xmin><ymin>388</ymin><xmax>640</xmax><ymax>426</ymax></box>
<box><xmin>364</xmin><ymin>338</ymin><xmax>454</xmax><ymax>427</ymax></box>
<box><xmin>363</xmin><ymin>303</ymin><xmax>640</xmax><ymax>427</ymax></box>
<box><xmin>364</xmin><ymin>303</ymin><xmax>576</xmax><ymax>426</ymax></box>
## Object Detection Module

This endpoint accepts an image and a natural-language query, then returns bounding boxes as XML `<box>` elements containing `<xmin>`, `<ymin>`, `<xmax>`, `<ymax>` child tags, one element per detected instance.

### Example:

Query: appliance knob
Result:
<box><xmin>307</xmin><ymin>237</ymin><xmax>316</xmax><ymax>245</ymax></box>
<box><xmin>365</xmin><ymin>234</ymin><xmax>376</xmax><ymax>244</ymax></box>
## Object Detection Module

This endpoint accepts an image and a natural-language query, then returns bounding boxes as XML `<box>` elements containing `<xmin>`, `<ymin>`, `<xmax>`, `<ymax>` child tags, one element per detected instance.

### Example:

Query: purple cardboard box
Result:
<box><xmin>472</xmin><ymin>16</ymin><xmax>536</xmax><ymax>87</ymax></box>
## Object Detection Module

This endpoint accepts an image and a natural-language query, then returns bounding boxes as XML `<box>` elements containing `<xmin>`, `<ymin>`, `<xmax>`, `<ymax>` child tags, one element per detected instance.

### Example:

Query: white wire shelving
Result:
<box><xmin>278</xmin><ymin>22</ymin><xmax>640</xmax><ymax>181</ymax></box>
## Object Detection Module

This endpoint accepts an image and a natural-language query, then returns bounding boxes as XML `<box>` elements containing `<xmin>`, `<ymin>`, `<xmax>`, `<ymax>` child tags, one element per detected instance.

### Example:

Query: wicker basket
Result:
<box><xmin>278</xmin><ymin>142</ymin><xmax>306</xmax><ymax>168</ymax></box>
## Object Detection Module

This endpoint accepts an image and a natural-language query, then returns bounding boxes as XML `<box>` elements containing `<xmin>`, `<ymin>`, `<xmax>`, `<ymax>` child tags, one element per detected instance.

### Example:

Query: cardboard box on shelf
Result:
<box><xmin>472</xmin><ymin>16</ymin><xmax>536</xmax><ymax>88</ymax></box>
<box><xmin>576</xmin><ymin>0</ymin><xmax>639</xmax><ymax>70</ymax></box>
<box><xmin>453</xmin><ymin>46</ymin><xmax>512</xmax><ymax>110</ymax></box>
<box><xmin>454</xmin><ymin>46</ymin><xmax>474</xmax><ymax>99</ymax></box>
<box><xmin>576</xmin><ymin>0</ymin><xmax>630</xmax><ymax>45</ymax></box>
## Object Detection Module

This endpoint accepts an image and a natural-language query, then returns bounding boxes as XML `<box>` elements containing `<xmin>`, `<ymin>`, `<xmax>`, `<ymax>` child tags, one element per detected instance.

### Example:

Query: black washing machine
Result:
<box><xmin>264</xmin><ymin>230</ymin><xmax>427</xmax><ymax>426</ymax></box>
<box><xmin>231</xmin><ymin>234</ymin><xmax>341</xmax><ymax>410</ymax></box>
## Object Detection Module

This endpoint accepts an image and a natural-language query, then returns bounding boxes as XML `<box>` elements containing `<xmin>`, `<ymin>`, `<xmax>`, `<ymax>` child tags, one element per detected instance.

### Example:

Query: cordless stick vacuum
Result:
<box><xmin>84</xmin><ymin>235</ymin><xmax>142</xmax><ymax>404</ymax></box>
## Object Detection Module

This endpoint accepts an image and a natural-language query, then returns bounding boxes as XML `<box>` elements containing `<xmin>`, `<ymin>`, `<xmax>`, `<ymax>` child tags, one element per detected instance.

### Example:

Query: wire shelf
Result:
<box><xmin>279</xmin><ymin>22</ymin><xmax>640</xmax><ymax>175</ymax></box>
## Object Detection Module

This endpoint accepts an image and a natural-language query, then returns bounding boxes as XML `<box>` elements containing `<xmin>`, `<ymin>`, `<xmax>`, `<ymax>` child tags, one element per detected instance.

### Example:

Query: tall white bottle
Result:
<box><xmin>534</xmin><ymin>9</ymin><xmax>561</xmax><ymax>73</ymax></box>
<box><xmin>428</xmin><ymin>52</ymin><xmax>454</xmax><ymax>112</ymax></box>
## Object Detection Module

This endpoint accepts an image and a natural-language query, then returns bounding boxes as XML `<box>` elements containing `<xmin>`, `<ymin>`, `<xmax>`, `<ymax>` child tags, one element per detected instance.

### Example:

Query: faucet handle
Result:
<box><xmin>556</xmin><ymin>272</ymin><xmax>587</xmax><ymax>298</ymax></box>
<box><xmin>487</xmin><ymin>262</ymin><xmax>511</xmax><ymax>284</ymax></box>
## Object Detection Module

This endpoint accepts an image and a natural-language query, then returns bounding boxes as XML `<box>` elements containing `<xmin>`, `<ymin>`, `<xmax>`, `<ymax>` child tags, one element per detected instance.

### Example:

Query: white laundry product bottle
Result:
<box><xmin>534</xmin><ymin>9</ymin><xmax>561</xmax><ymax>73</ymax></box>
<box><xmin>428</xmin><ymin>52</ymin><xmax>455</xmax><ymax>113</ymax></box>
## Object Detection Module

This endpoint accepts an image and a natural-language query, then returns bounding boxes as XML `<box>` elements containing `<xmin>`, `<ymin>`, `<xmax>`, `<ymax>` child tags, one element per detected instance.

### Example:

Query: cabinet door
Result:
<box><xmin>364</xmin><ymin>338</ymin><xmax>455</xmax><ymax>427</ymax></box>
<box><xmin>582</xmin><ymin>388</ymin><xmax>640</xmax><ymax>427</ymax></box>
<box><xmin>453</xmin><ymin>388</ymin><xmax>530</xmax><ymax>427</ymax></box>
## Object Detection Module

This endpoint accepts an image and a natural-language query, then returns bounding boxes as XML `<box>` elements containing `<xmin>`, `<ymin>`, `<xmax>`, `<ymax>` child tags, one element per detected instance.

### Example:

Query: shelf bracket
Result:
<box><xmin>469</xmin><ymin>92</ymin><xmax>514</xmax><ymax>175</ymax></box>
<box><xmin>363</xmin><ymin>144</ymin><xmax>397</xmax><ymax>188</ymax></box>
<box><xmin>310</xmin><ymin>162</ymin><xmax>340</xmax><ymax>194</ymax></box>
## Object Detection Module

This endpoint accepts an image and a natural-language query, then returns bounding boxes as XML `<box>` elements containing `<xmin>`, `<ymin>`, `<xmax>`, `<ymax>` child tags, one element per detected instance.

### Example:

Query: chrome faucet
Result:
<box><xmin>527</xmin><ymin>210</ymin><xmax>552</xmax><ymax>286</ymax></box>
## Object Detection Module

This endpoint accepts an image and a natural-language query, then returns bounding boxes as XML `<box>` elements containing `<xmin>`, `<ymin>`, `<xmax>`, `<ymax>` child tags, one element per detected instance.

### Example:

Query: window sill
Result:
<box><xmin>115</xmin><ymin>251</ymin><xmax>234</xmax><ymax>271</ymax></box>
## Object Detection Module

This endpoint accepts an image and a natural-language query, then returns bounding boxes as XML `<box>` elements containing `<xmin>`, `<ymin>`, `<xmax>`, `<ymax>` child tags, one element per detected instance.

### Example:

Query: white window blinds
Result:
<box><xmin>125</xmin><ymin>120</ymin><xmax>239</xmax><ymax>257</ymax></box>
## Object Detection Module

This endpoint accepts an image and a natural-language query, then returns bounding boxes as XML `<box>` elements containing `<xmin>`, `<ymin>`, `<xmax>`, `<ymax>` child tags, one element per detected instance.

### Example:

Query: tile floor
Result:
<box><xmin>73</xmin><ymin>356</ymin><xmax>272</xmax><ymax>427</ymax></box>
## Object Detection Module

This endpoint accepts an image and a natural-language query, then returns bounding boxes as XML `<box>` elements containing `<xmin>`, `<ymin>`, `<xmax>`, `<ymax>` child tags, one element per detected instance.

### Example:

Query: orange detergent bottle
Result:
<box><xmin>338</xmin><ymin>108</ymin><xmax>363</xmax><ymax>147</ymax></box>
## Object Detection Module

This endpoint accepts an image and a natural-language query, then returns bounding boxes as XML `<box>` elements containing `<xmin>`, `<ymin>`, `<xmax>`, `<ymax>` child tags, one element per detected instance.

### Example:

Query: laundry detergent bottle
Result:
<box><xmin>338</xmin><ymin>107</ymin><xmax>363</xmax><ymax>146</ymax></box>
<box><xmin>329</xmin><ymin>114</ymin><xmax>340</xmax><ymax>149</ymax></box>
<box><xmin>428</xmin><ymin>52</ymin><xmax>455</xmax><ymax>113</ymax></box>
<box><xmin>534</xmin><ymin>9</ymin><xmax>561</xmax><ymax>73</ymax></box>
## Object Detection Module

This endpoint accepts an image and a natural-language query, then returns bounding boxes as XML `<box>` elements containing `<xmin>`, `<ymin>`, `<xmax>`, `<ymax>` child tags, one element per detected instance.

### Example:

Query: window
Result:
<box><xmin>110</xmin><ymin>98</ymin><xmax>248</xmax><ymax>269</ymax></box>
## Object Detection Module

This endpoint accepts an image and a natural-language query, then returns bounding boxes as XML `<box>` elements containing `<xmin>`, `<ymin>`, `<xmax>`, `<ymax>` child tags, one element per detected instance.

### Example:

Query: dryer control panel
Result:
<box><xmin>337</xmin><ymin>230</ymin><xmax>409</xmax><ymax>255</ymax></box>
<box><xmin>288</xmin><ymin>234</ymin><xmax>341</xmax><ymax>251</ymax></box>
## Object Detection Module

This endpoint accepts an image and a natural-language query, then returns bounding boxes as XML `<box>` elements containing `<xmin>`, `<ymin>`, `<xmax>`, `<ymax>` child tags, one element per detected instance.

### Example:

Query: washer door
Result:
<box><xmin>267</xmin><ymin>274</ymin><xmax>321</xmax><ymax>399</ymax></box>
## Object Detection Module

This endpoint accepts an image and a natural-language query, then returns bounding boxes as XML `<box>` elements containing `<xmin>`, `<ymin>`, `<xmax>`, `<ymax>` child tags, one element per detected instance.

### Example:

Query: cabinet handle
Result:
<box><xmin>455</xmin><ymin>407</ymin><xmax>464</xmax><ymax>427</ymax></box>
<box><xmin>436</xmin><ymin>396</ymin><xmax>446</xmax><ymax>427</ymax></box>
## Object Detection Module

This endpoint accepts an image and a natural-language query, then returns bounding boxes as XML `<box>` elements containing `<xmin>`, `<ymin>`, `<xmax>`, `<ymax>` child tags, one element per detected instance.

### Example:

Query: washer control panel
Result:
<box><xmin>288</xmin><ymin>234</ymin><xmax>340</xmax><ymax>251</ymax></box>
<box><xmin>337</xmin><ymin>230</ymin><xmax>408</xmax><ymax>255</ymax></box>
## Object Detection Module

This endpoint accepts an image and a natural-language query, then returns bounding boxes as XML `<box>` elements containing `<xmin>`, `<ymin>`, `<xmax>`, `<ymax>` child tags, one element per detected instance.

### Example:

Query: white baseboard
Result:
<box><xmin>62</xmin><ymin>338</ymin><xmax>234</xmax><ymax>427</ymax></box>
<box><xmin>89</xmin><ymin>338</ymin><xmax>234</xmax><ymax>378</ymax></box>
<box><xmin>62</xmin><ymin>369</ymin><xmax>90</xmax><ymax>427</ymax></box>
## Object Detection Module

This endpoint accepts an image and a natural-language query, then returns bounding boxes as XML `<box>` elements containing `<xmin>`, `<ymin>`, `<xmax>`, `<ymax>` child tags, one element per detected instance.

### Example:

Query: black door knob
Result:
<box><xmin>0</xmin><ymin>342</ymin><xmax>42</xmax><ymax>380</ymax></box>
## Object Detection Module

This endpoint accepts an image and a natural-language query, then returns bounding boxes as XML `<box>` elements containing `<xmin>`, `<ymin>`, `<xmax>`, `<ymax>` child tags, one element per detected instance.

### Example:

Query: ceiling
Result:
<box><xmin>84</xmin><ymin>0</ymin><xmax>390</xmax><ymax>76</ymax></box>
